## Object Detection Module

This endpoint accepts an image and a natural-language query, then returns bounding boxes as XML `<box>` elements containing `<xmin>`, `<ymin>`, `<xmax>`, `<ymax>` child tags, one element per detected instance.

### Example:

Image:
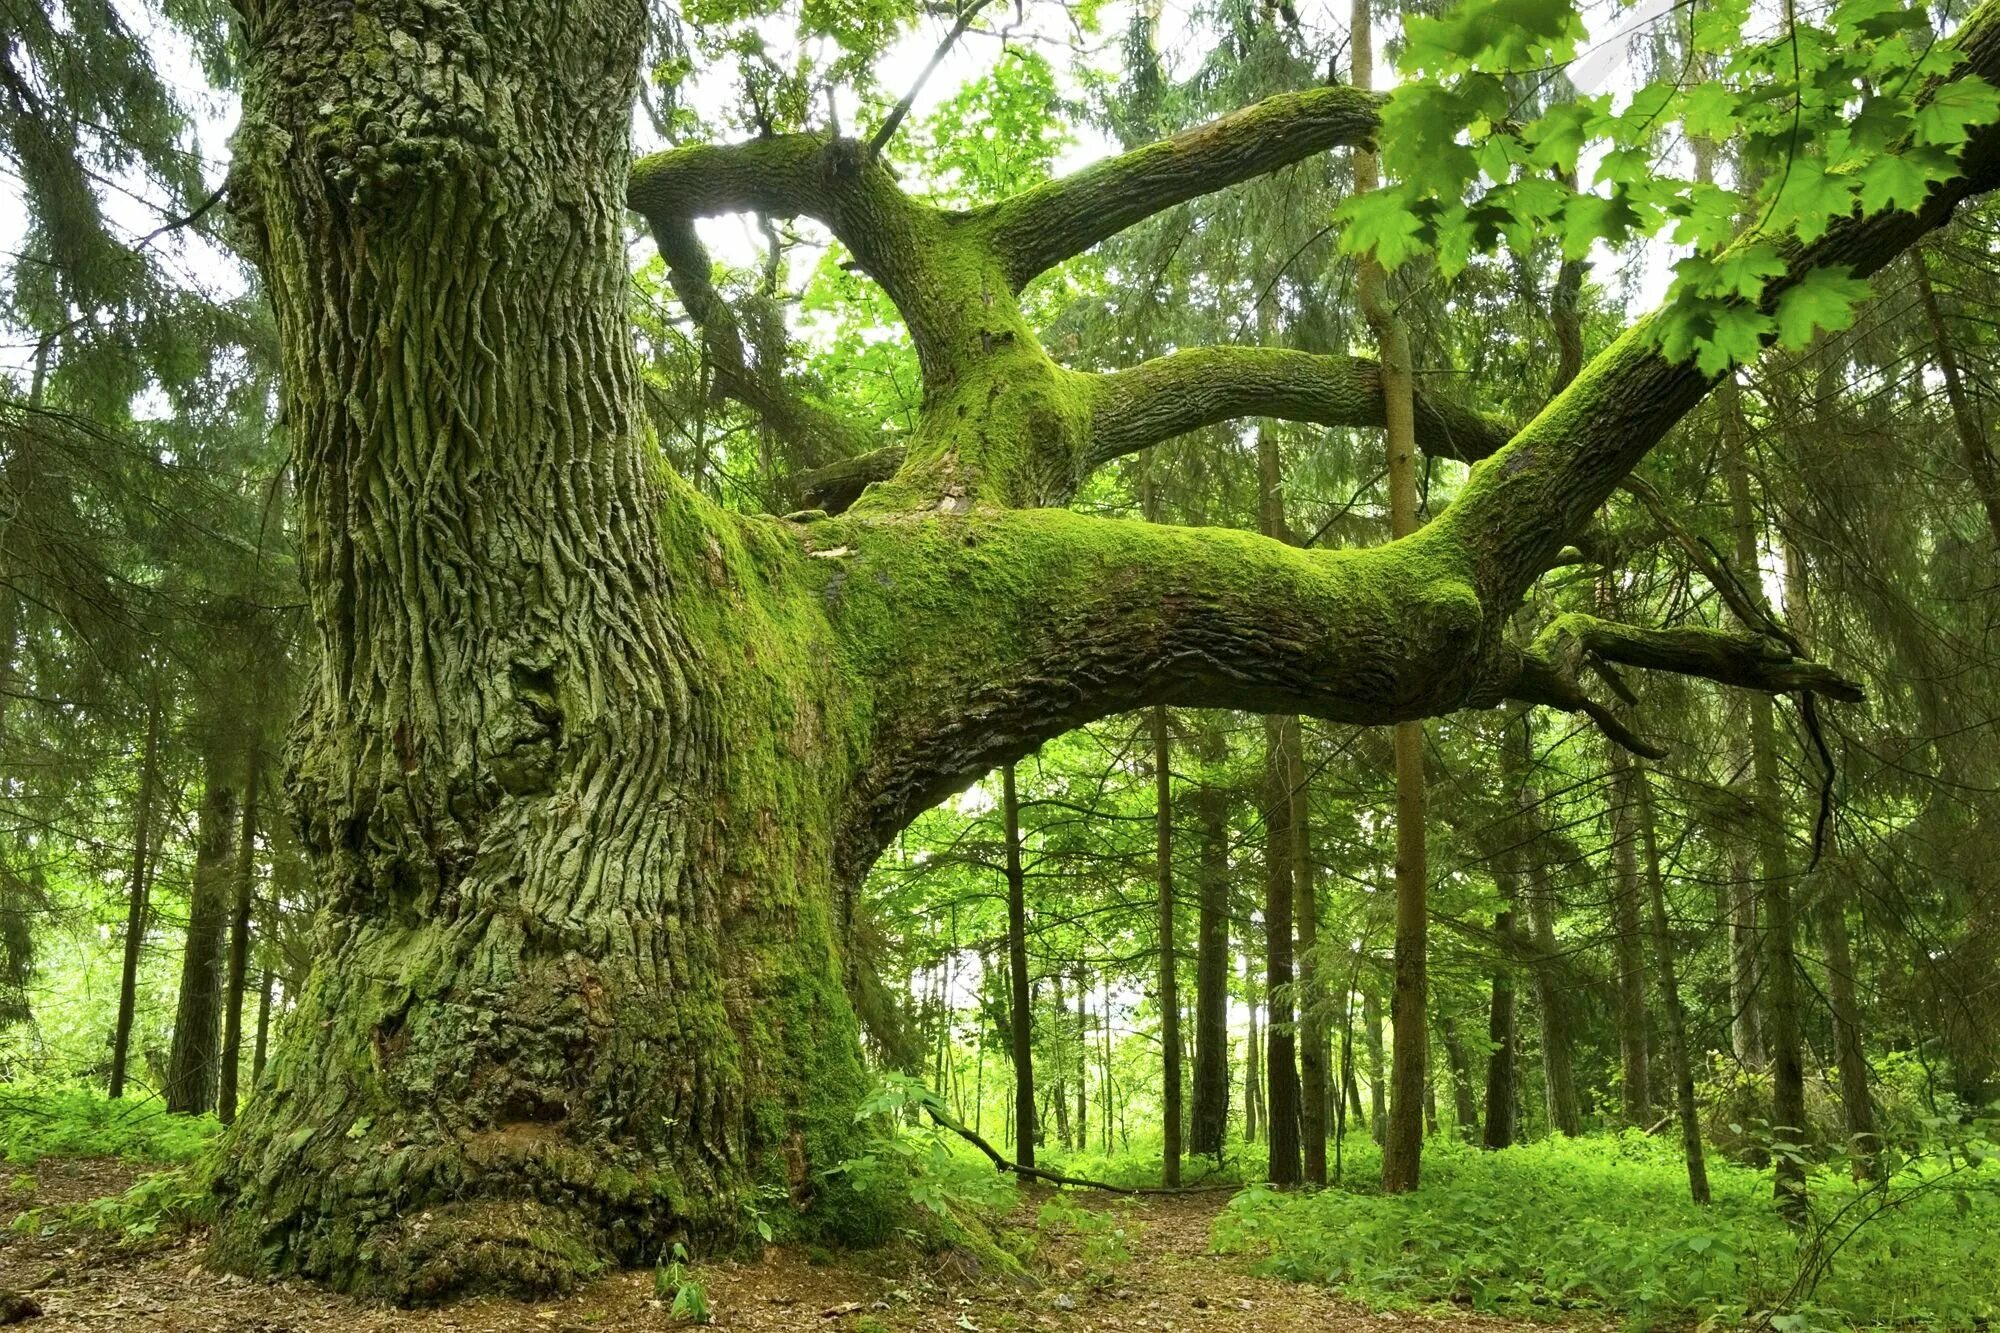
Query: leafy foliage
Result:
<box><xmin>1218</xmin><ymin>1132</ymin><xmax>2000</xmax><ymax>1328</ymax></box>
<box><xmin>0</xmin><ymin>1088</ymin><xmax>219</xmax><ymax>1165</ymax></box>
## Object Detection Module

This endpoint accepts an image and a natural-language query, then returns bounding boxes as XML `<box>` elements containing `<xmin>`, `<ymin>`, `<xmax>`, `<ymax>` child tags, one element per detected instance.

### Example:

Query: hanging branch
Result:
<box><xmin>918</xmin><ymin>1096</ymin><xmax>1237</xmax><ymax>1194</ymax></box>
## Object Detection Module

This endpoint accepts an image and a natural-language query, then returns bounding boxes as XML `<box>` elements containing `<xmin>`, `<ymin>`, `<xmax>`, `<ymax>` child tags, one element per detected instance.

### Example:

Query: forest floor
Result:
<box><xmin>0</xmin><ymin>1155</ymin><xmax>1565</xmax><ymax>1333</ymax></box>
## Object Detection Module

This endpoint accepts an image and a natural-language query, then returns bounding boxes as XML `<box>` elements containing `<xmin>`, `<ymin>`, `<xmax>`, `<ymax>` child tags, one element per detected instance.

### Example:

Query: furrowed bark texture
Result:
<box><xmin>214</xmin><ymin>0</ymin><xmax>874</xmax><ymax>1298</ymax></box>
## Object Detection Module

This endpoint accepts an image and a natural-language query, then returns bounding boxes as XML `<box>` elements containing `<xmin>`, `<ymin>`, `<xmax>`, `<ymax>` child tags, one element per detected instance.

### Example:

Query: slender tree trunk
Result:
<box><xmin>1724</xmin><ymin>385</ymin><xmax>1808</xmax><ymax>1220</ymax></box>
<box><xmin>1608</xmin><ymin>746</ymin><xmax>1653</xmax><ymax>1124</ymax></box>
<box><xmin>1188</xmin><ymin>726</ymin><xmax>1231</xmax><ymax>1158</ymax></box>
<box><xmin>1438</xmin><ymin>1012</ymin><xmax>1478</xmax><ymax>1141</ymax></box>
<box><xmin>109</xmin><ymin>688</ymin><xmax>162</xmax><ymax>1100</ymax></box>
<box><xmin>1003</xmin><ymin>762</ymin><xmax>1035</xmax><ymax>1169</ymax></box>
<box><xmin>1909</xmin><ymin>247</ymin><xmax>2000</xmax><ymax>546</ymax></box>
<box><xmin>1245</xmin><ymin>946</ymin><xmax>1263</xmax><ymax>1145</ymax></box>
<box><xmin>1510</xmin><ymin>710</ymin><xmax>1581</xmax><ymax>1136</ymax></box>
<box><xmin>1077</xmin><ymin>964</ymin><xmax>1090</xmax><ymax>1150</ymax></box>
<box><xmin>219</xmin><ymin>741</ymin><xmax>265</xmax><ymax>1125</ymax></box>
<box><xmin>1352</xmin><ymin>0</ymin><xmax>1429</xmax><ymax>1194</ymax></box>
<box><xmin>1784</xmin><ymin>541</ymin><xmax>1878</xmax><ymax>1178</ymax></box>
<box><xmin>1729</xmin><ymin>842</ymin><xmax>1766</xmax><ymax>1067</ymax></box>
<box><xmin>1261</xmin><ymin>714</ymin><xmax>1303</xmax><ymax>1183</ymax></box>
<box><xmin>166</xmin><ymin>747</ymin><xmax>240</xmax><ymax>1114</ymax></box>
<box><xmin>1254</xmin><ymin>415</ymin><xmax>1302</xmax><ymax>1185</ymax></box>
<box><xmin>1294</xmin><ymin>726</ymin><xmax>1329</xmax><ymax>1185</ymax></box>
<box><xmin>1051</xmin><ymin>973</ymin><xmax>1072</xmax><ymax>1151</ymax></box>
<box><xmin>252</xmin><ymin>967</ymin><xmax>275</xmax><ymax>1084</ymax></box>
<box><xmin>1635</xmin><ymin>765</ymin><xmax>1711</xmax><ymax>1203</ymax></box>
<box><xmin>1363</xmin><ymin>985</ymin><xmax>1387</xmax><ymax>1145</ymax></box>
<box><xmin>1151</xmin><ymin>708</ymin><xmax>1182</xmax><ymax>1185</ymax></box>
<box><xmin>1481</xmin><ymin>921</ymin><xmax>1518</xmax><ymax>1150</ymax></box>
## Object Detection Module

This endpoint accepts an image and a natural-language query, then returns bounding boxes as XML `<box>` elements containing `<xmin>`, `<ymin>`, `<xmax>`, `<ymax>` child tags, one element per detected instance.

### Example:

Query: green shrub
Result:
<box><xmin>1216</xmin><ymin>1130</ymin><xmax>2000</xmax><ymax>1329</ymax></box>
<box><xmin>0</xmin><ymin>1087</ymin><xmax>219</xmax><ymax>1165</ymax></box>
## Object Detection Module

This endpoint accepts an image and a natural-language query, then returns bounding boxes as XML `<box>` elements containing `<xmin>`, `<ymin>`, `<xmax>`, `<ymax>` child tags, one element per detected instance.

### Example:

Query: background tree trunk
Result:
<box><xmin>1188</xmin><ymin>727</ymin><xmax>1231</xmax><ymax>1158</ymax></box>
<box><xmin>1481</xmin><ymin>920</ymin><xmax>1518</xmax><ymax>1150</ymax></box>
<box><xmin>165</xmin><ymin>748</ymin><xmax>238</xmax><ymax>1114</ymax></box>
<box><xmin>1004</xmin><ymin>762</ymin><xmax>1036</xmax><ymax>1169</ymax></box>
<box><xmin>1351</xmin><ymin>0</ymin><xmax>1429</xmax><ymax>1190</ymax></box>
<box><xmin>108</xmin><ymin>687</ymin><xmax>160</xmax><ymax>1100</ymax></box>
<box><xmin>1724</xmin><ymin>386</ymin><xmax>1808</xmax><ymax>1218</ymax></box>
<box><xmin>1608</xmin><ymin>747</ymin><xmax>1653</xmax><ymax>1125</ymax></box>
<box><xmin>1150</xmin><ymin>709</ymin><xmax>1181</xmax><ymax>1186</ymax></box>
<box><xmin>1636</xmin><ymin>765</ymin><xmax>1711</xmax><ymax>1203</ymax></box>
<box><xmin>218</xmin><ymin>741</ymin><xmax>264</xmax><ymax>1125</ymax></box>
<box><xmin>1364</xmin><ymin>985</ymin><xmax>1387</xmax><ymax>1145</ymax></box>
<box><xmin>1438</xmin><ymin>1012</ymin><xmax>1479</xmax><ymax>1141</ymax></box>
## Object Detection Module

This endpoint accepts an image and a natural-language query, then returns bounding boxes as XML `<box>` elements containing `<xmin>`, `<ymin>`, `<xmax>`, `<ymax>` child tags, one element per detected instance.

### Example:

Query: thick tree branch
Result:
<box><xmin>630</xmin><ymin>135</ymin><xmax>964</xmax><ymax>365</ymax></box>
<box><xmin>1085</xmin><ymin>347</ymin><xmax>1511</xmax><ymax>469</ymax></box>
<box><xmin>818</xmin><ymin>507</ymin><xmax>1491</xmax><ymax>869</ymax></box>
<box><xmin>978</xmin><ymin>86</ymin><xmax>1380</xmax><ymax>290</ymax></box>
<box><xmin>794</xmin><ymin>444</ymin><xmax>906</xmax><ymax>512</ymax></box>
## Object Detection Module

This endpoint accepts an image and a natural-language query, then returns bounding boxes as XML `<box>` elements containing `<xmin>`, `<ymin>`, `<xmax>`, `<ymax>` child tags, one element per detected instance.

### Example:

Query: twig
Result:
<box><xmin>868</xmin><ymin>0</ymin><xmax>1002</xmax><ymax>157</ymax></box>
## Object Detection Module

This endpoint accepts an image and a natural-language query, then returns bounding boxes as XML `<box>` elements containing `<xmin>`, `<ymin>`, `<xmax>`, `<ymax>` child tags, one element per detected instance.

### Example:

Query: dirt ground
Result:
<box><xmin>0</xmin><ymin>1158</ymin><xmax>1553</xmax><ymax>1333</ymax></box>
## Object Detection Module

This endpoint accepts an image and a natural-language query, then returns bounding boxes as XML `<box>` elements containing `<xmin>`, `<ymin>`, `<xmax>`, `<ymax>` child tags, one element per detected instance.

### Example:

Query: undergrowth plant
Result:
<box><xmin>1216</xmin><ymin>1130</ymin><xmax>2000</xmax><ymax>1330</ymax></box>
<box><xmin>0</xmin><ymin>1088</ymin><xmax>219</xmax><ymax>1165</ymax></box>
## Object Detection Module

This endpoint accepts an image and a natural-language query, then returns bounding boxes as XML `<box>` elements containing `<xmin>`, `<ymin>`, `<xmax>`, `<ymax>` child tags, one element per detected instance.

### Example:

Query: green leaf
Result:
<box><xmin>1857</xmin><ymin>149</ymin><xmax>1945</xmax><ymax>213</ymax></box>
<box><xmin>1698</xmin><ymin>305</ymin><xmax>1777</xmax><ymax>375</ymax></box>
<box><xmin>1773</xmin><ymin>266</ymin><xmax>1873</xmax><ymax>347</ymax></box>
<box><xmin>1337</xmin><ymin>186</ymin><xmax>1429</xmax><ymax>270</ymax></box>
<box><xmin>1763</xmin><ymin>163</ymin><xmax>1858</xmax><ymax>245</ymax></box>
<box><xmin>1913</xmin><ymin>76</ymin><xmax>2000</xmax><ymax>147</ymax></box>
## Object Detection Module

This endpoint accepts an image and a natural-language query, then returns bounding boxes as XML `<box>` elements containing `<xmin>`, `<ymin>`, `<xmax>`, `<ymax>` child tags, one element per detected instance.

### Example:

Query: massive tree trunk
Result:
<box><xmin>208</xmin><ymin>0</ymin><xmax>2000</xmax><ymax>1295</ymax></box>
<box><xmin>165</xmin><ymin>748</ymin><xmax>240</xmax><ymax>1113</ymax></box>
<box><xmin>1187</xmin><ymin>725</ymin><xmax>1231</xmax><ymax>1159</ymax></box>
<box><xmin>212</xmin><ymin>0</ymin><xmax>873</xmax><ymax>1296</ymax></box>
<box><xmin>1003</xmin><ymin>762</ymin><xmax>1035</xmax><ymax>1169</ymax></box>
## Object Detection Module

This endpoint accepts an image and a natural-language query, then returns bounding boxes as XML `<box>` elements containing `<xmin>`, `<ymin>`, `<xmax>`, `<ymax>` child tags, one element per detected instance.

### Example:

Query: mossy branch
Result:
<box><xmin>977</xmin><ymin>85</ymin><xmax>1380</xmax><ymax>289</ymax></box>
<box><xmin>1085</xmin><ymin>347</ymin><xmax>1511</xmax><ymax>470</ymax></box>
<box><xmin>1509</xmin><ymin>613</ymin><xmax>1863</xmax><ymax>758</ymax></box>
<box><xmin>653</xmin><ymin>216</ymin><xmax>883</xmax><ymax>470</ymax></box>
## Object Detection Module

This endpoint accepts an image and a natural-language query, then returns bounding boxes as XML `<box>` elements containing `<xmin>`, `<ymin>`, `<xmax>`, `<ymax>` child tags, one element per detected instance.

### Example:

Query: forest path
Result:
<box><xmin>0</xmin><ymin>1159</ymin><xmax>1558</xmax><ymax>1332</ymax></box>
